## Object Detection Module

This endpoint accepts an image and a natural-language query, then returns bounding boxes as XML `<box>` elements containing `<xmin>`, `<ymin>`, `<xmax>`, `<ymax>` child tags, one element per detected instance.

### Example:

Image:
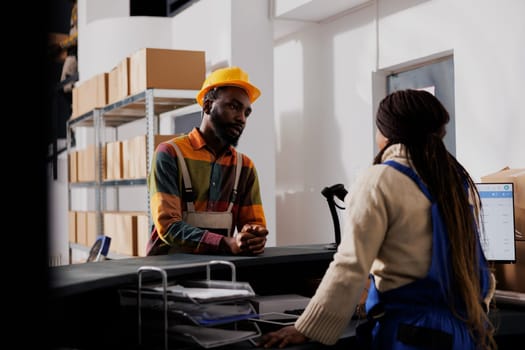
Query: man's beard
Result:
<box><xmin>210</xmin><ymin>109</ymin><xmax>241</xmax><ymax>147</ymax></box>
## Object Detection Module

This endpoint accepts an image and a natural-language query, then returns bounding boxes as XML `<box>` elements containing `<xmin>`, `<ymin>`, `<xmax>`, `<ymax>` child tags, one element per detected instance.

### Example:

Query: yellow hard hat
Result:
<box><xmin>196</xmin><ymin>66</ymin><xmax>261</xmax><ymax>106</ymax></box>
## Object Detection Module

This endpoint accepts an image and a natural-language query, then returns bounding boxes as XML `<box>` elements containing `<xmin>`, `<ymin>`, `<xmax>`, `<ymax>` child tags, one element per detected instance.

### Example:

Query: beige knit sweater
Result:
<box><xmin>295</xmin><ymin>144</ymin><xmax>495</xmax><ymax>345</ymax></box>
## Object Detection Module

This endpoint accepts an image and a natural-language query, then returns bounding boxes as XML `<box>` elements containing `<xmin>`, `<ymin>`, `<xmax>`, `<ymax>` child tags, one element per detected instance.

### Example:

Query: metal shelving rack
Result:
<box><xmin>67</xmin><ymin>88</ymin><xmax>198</xmax><ymax>259</ymax></box>
<box><xmin>67</xmin><ymin>108</ymin><xmax>104</xmax><ymax>235</ymax></box>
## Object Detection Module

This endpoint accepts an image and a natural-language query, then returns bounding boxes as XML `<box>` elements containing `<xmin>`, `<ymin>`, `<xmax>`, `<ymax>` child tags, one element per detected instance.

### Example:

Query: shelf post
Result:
<box><xmin>93</xmin><ymin>108</ymin><xmax>105</xmax><ymax>236</ymax></box>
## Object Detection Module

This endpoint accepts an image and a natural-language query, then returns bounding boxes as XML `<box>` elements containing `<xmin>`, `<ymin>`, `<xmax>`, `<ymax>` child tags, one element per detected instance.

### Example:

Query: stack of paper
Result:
<box><xmin>151</xmin><ymin>284</ymin><xmax>253</xmax><ymax>301</ymax></box>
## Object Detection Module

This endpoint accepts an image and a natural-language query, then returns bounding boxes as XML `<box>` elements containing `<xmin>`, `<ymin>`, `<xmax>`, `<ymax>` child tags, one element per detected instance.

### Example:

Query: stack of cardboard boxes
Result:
<box><xmin>68</xmin><ymin>47</ymin><xmax>205</xmax><ymax>259</ymax></box>
<box><xmin>70</xmin><ymin>47</ymin><xmax>205</xmax><ymax>119</ymax></box>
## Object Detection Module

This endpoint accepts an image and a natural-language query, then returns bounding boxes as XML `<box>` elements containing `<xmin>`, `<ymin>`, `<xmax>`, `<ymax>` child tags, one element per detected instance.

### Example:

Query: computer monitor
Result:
<box><xmin>475</xmin><ymin>182</ymin><xmax>516</xmax><ymax>263</ymax></box>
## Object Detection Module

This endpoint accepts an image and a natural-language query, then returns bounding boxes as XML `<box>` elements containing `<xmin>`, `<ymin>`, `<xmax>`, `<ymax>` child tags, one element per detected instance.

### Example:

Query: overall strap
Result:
<box><xmin>227</xmin><ymin>151</ymin><xmax>243</xmax><ymax>212</ymax></box>
<box><xmin>169</xmin><ymin>141</ymin><xmax>243</xmax><ymax>213</ymax></box>
<box><xmin>382</xmin><ymin>160</ymin><xmax>432</xmax><ymax>201</ymax></box>
<box><xmin>382</xmin><ymin>159</ymin><xmax>453</xmax><ymax>300</ymax></box>
<box><xmin>169</xmin><ymin>141</ymin><xmax>195</xmax><ymax>212</ymax></box>
<box><xmin>384</xmin><ymin>160</ymin><xmax>491</xmax><ymax>308</ymax></box>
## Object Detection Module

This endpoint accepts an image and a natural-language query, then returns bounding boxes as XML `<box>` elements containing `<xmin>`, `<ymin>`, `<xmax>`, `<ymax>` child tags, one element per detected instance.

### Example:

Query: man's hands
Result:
<box><xmin>222</xmin><ymin>224</ymin><xmax>268</xmax><ymax>255</ymax></box>
<box><xmin>240</xmin><ymin>224</ymin><xmax>268</xmax><ymax>254</ymax></box>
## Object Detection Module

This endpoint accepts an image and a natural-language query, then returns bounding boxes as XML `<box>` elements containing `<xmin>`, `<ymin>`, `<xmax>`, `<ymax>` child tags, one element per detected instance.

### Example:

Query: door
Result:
<box><xmin>386</xmin><ymin>56</ymin><xmax>455</xmax><ymax>155</ymax></box>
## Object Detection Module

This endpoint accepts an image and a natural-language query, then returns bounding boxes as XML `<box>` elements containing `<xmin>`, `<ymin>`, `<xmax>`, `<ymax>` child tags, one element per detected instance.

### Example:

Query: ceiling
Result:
<box><xmin>272</xmin><ymin>0</ymin><xmax>372</xmax><ymax>40</ymax></box>
<box><xmin>272</xmin><ymin>0</ymin><xmax>372</xmax><ymax>22</ymax></box>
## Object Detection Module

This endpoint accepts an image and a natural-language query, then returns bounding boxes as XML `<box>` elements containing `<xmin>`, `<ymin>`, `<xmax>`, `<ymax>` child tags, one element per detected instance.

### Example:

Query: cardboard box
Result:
<box><xmin>103</xmin><ymin>211</ymin><xmax>118</xmax><ymax>255</ymax></box>
<box><xmin>69</xmin><ymin>151</ymin><xmax>78</xmax><ymax>183</ymax></box>
<box><xmin>76</xmin><ymin>211</ymin><xmax>88</xmax><ymax>246</ymax></box>
<box><xmin>108</xmin><ymin>57</ymin><xmax>130</xmax><ymax>104</ymax></box>
<box><xmin>68</xmin><ymin>211</ymin><xmax>77</xmax><ymax>243</ymax></box>
<box><xmin>103</xmin><ymin>211</ymin><xmax>116</xmax><ymax>243</ymax></box>
<box><xmin>121</xmin><ymin>139</ymin><xmax>133</xmax><ymax>180</ymax></box>
<box><xmin>86</xmin><ymin>211</ymin><xmax>98</xmax><ymax>247</ymax></box>
<box><xmin>114</xmin><ymin>212</ymin><xmax>138</xmax><ymax>256</ymax></box>
<box><xmin>123</xmin><ymin>134</ymin><xmax>178</xmax><ymax>179</ymax></box>
<box><xmin>481</xmin><ymin>167</ymin><xmax>525</xmax><ymax>238</ymax></box>
<box><xmin>105</xmin><ymin>140</ymin><xmax>123</xmax><ymax>180</ymax></box>
<box><xmin>77</xmin><ymin>145</ymin><xmax>95</xmax><ymax>182</ymax></box>
<box><xmin>77</xmin><ymin>144</ymin><xmax>106</xmax><ymax>182</ymax></box>
<box><xmin>104</xmin><ymin>211</ymin><xmax>148</xmax><ymax>256</ymax></box>
<box><xmin>129</xmin><ymin>48</ymin><xmax>205</xmax><ymax>95</ymax></box>
<box><xmin>137</xmin><ymin>213</ymin><xmax>150</xmax><ymax>257</ymax></box>
<box><xmin>71</xmin><ymin>72</ymin><xmax>109</xmax><ymax>118</ymax></box>
<box><xmin>493</xmin><ymin>240</ymin><xmax>525</xmax><ymax>293</ymax></box>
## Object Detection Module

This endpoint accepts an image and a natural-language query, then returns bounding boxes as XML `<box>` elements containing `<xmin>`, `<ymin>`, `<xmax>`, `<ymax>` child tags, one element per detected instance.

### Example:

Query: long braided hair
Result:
<box><xmin>373</xmin><ymin>89</ymin><xmax>496</xmax><ymax>350</ymax></box>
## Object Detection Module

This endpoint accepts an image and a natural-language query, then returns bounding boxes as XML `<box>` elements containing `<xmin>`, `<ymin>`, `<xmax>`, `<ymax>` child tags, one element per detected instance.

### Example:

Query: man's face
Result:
<box><xmin>208</xmin><ymin>86</ymin><xmax>252</xmax><ymax>147</ymax></box>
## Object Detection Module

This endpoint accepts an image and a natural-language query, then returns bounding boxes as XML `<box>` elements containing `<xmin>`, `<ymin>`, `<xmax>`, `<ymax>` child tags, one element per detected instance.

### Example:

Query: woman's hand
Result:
<box><xmin>256</xmin><ymin>326</ymin><xmax>308</xmax><ymax>348</ymax></box>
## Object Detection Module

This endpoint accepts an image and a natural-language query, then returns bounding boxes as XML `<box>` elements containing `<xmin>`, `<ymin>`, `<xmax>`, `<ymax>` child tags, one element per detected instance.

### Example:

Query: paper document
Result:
<box><xmin>151</xmin><ymin>284</ymin><xmax>253</xmax><ymax>301</ymax></box>
<box><xmin>172</xmin><ymin>301</ymin><xmax>257</xmax><ymax>325</ymax></box>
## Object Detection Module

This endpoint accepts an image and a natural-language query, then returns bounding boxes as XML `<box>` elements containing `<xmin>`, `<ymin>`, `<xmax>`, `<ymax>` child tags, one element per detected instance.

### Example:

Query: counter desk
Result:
<box><xmin>48</xmin><ymin>244</ymin><xmax>525</xmax><ymax>349</ymax></box>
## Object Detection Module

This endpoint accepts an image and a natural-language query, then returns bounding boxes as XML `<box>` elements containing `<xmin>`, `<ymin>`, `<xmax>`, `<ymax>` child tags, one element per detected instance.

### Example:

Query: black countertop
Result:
<box><xmin>49</xmin><ymin>245</ymin><xmax>336</xmax><ymax>298</ymax></box>
<box><xmin>47</xmin><ymin>245</ymin><xmax>339</xmax><ymax>349</ymax></box>
<box><xmin>47</xmin><ymin>244</ymin><xmax>525</xmax><ymax>349</ymax></box>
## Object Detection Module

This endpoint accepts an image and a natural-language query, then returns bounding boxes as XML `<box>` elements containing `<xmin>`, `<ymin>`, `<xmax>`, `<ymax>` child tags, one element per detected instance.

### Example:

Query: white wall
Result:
<box><xmin>273</xmin><ymin>0</ymin><xmax>525</xmax><ymax>245</ymax></box>
<box><xmin>230</xmin><ymin>0</ymin><xmax>276</xmax><ymax>246</ymax></box>
<box><xmin>378</xmin><ymin>0</ymin><xmax>525</xmax><ymax>175</ymax></box>
<box><xmin>49</xmin><ymin>0</ymin><xmax>525</xmax><ymax>262</ymax></box>
<box><xmin>170</xmin><ymin>0</ymin><xmax>232</xmax><ymax>70</ymax></box>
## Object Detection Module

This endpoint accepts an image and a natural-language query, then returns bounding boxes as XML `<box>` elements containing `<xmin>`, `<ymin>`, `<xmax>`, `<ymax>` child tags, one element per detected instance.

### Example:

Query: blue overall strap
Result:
<box><xmin>382</xmin><ymin>160</ymin><xmax>490</xmax><ymax>302</ymax></box>
<box><xmin>382</xmin><ymin>160</ymin><xmax>431</xmax><ymax>200</ymax></box>
<box><xmin>382</xmin><ymin>160</ymin><xmax>453</xmax><ymax>300</ymax></box>
<box><xmin>364</xmin><ymin>160</ymin><xmax>451</xmax><ymax>318</ymax></box>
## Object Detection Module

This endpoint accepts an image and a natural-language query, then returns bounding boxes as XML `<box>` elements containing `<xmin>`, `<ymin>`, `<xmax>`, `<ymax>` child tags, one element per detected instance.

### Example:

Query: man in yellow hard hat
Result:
<box><xmin>146</xmin><ymin>66</ymin><xmax>269</xmax><ymax>255</ymax></box>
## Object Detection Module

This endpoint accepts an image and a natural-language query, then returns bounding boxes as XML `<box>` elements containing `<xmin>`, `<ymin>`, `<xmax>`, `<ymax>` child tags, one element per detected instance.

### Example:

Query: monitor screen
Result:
<box><xmin>476</xmin><ymin>183</ymin><xmax>516</xmax><ymax>263</ymax></box>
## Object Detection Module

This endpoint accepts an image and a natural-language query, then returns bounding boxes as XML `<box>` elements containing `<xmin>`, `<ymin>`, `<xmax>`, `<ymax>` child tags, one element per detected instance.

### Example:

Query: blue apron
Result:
<box><xmin>359</xmin><ymin>160</ymin><xmax>491</xmax><ymax>350</ymax></box>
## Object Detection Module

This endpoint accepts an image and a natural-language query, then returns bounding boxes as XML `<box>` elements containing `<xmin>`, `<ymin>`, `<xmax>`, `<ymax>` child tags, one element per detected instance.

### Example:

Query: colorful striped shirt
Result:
<box><xmin>147</xmin><ymin>127</ymin><xmax>266</xmax><ymax>254</ymax></box>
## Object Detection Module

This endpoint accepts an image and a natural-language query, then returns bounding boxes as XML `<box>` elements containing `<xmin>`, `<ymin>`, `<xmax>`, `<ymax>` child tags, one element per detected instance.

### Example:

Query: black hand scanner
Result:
<box><xmin>321</xmin><ymin>184</ymin><xmax>348</xmax><ymax>250</ymax></box>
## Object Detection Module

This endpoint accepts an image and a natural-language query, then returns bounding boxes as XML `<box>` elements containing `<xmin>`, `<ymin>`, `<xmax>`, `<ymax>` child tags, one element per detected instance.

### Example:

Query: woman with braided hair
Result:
<box><xmin>258</xmin><ymin>89</ymin><xmax>496</xmax><ymax>350</ymax></box>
